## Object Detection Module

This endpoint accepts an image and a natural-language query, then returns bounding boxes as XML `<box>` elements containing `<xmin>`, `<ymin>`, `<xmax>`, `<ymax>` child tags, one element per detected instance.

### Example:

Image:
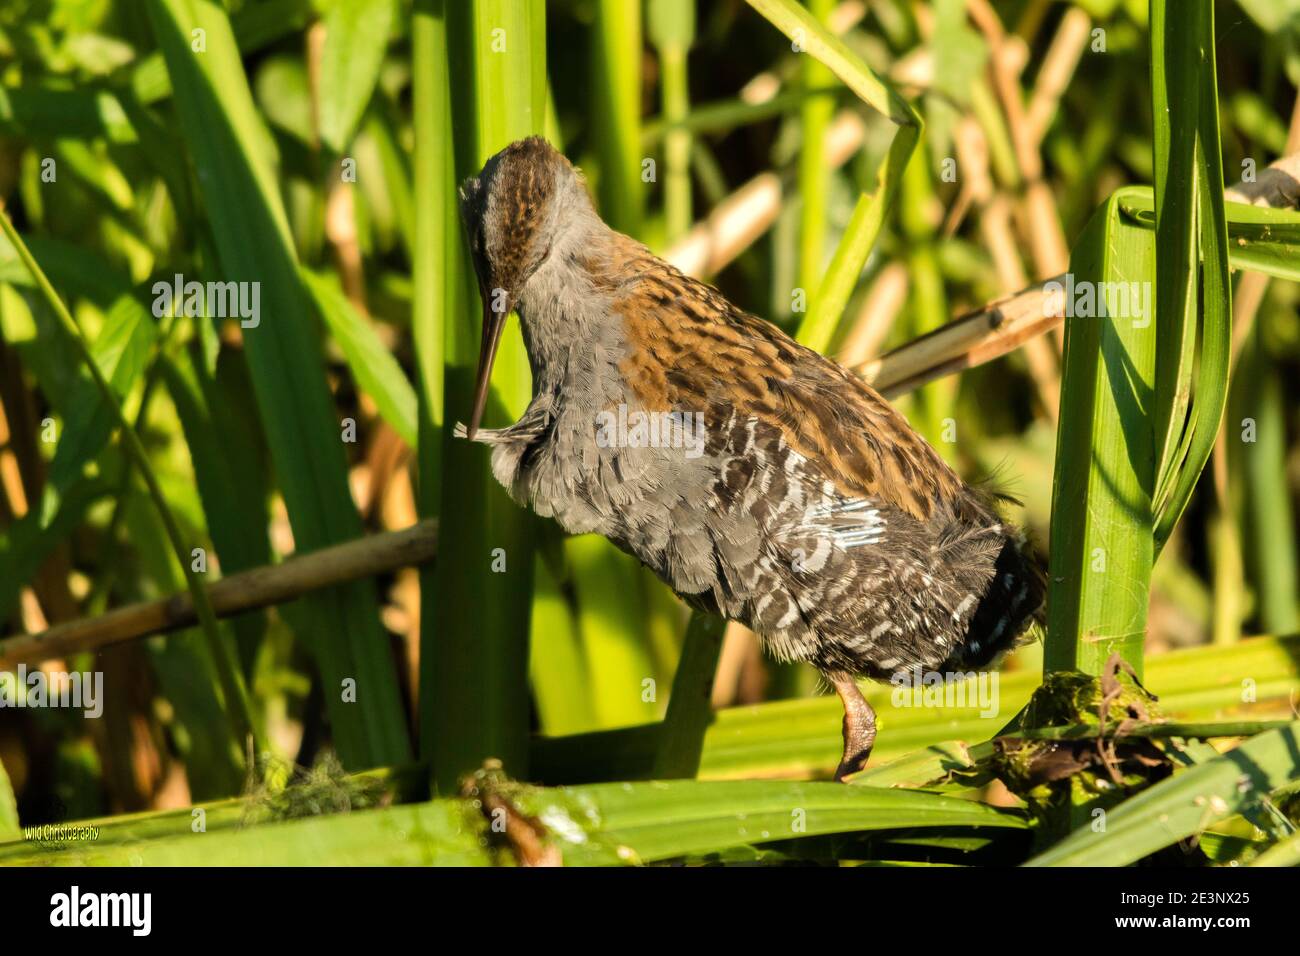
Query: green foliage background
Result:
<box><xmin>0</xmin><ymin>0</ymin><xmax>1297</xmax><ymax>865</ymax></box>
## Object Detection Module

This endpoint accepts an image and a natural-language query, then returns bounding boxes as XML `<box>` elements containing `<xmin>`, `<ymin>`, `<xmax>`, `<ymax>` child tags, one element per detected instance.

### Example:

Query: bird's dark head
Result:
<box><xmin>458</xmin><ymin>136</ymin><xmax>588</xmax><ymax>438</ymax></box>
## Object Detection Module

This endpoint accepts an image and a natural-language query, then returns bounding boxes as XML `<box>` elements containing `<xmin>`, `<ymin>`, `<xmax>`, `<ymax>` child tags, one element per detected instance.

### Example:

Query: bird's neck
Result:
<box><xmin>515</xmin><ymin>216</ymin><xmax>627</xmax><ymax>403</ymax></box>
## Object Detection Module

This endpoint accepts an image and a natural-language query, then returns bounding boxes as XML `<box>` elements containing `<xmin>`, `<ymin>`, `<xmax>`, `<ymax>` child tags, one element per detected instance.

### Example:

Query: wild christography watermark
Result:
<box><xmin>24</xmin><ymin>822</ymin><xmax>100</xmax><ymax>846</ymax></box>
<box><xmin>890</xmin><ymin>666</ymin><xmax>1000</xmax><ymax>718</ymax></box>
<box><xmin>595</xmin><ymin>404</ymin><xmax>707</xmax><ymax>460</ymax></box>
<box><xmin>152</xmin><ymin>273</ymin><xmax>260</xmax><ymax>328</ymax></box>
<box><xmin>0</xmin><ymin>664</ymin><xmax>103</xmax><ymax>718</ymax></box>
<box><xmin>1042</xmin><ymin>273</ymin><xmax>1151</xmax><ymax>328</ymax></box>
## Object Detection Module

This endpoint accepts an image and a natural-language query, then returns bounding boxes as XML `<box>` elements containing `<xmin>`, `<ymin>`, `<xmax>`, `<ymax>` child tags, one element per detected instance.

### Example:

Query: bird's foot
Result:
<box><xmin>453</xmin><ymin>421</ymin><xmax>510</xmax><ymax>444</ymax></box>
<box><xmin>833</xmin><ymin>739</ymin><xmax>875</xmax><ymax>783</ymax></box>
<box><xmin>454</xmin><ymin>408</ymin><xmax>552</xmax><ymax>445</ymax></box>
<box><xmin>829</xmin><ymin>672</ymin><xmax>877</xmax><ymax>783</ymax></box>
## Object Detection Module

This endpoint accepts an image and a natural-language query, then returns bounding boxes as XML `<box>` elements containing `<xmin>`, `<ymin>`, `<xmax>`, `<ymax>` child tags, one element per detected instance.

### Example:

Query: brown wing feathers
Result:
<box><xmin>604</xmin><ymin>234</ymin><xmax>964</xmax><ymax>521</ymax></box>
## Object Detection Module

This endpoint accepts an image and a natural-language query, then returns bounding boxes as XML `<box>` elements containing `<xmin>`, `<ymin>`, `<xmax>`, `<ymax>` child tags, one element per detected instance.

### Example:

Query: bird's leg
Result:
<box><xmin>828</xmin><ymin>672</ymin><xmax>876</xmax><ymax>782</ymax></box>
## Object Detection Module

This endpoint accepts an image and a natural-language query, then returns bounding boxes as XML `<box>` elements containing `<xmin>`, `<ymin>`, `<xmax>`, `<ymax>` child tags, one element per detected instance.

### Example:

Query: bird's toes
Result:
<box><xmin>833</xmin><ymin>749</ymin><xmax>872</xmax><ymax>783</ymax></box>
<box><xmin>452</xmin><ymin>422</ymin><xmax>469</xmax><ymax>439</ymax></box>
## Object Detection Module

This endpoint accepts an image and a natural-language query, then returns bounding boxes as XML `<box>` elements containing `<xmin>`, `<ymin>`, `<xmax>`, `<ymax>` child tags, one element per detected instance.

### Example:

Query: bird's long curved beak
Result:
<box><xmin>466</xmin><ymin>289</ymin><xmax>507</xmax><ymax>441</ymax></box>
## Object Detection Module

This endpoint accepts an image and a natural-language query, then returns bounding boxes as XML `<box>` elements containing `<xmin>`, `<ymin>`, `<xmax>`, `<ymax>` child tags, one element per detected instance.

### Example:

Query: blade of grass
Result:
<box><xmin>302</xmin><ymin>269</ymin><xmax>417</xmax><ymax>446</ymax></box>
<box><xmin>796</xmin><ymin>0</ymin><xmax>834</xmax><ymax>312</ymax></box>
<box><xmin>1149</xmin><ymin>0</ymin><xmax>1232</xmax><ymax>551</ymax></box>
<box><xmin>741</xmin><ymin>0</ymin><xmax>921</xmax><ymax>353</ymax></box>
<box><xmin>544</xmin><ymin>780</ymin><xmax>1027</xmax><ymax>864</ymax></box>
<box><xmin>746</xmin><ymin>0</ymin><xmax>911</xmax><ymax>121</ymax></box>
<box><xmin>528</xmin><ymin>553</ymin><xmax>597</xmax><ymax>735</ymax></box>
<box><xmin>411</xmin><ymin>0</ymin><xmax>455</xmax><ymax>761</ymax></box>
<box><xmin>430</xmin><ymin>0</ymin><xmax>546</xmax><ymax>789</ymax></box>
<box><xmin>590</xmin><ymin>0</ymin><xmax>644</xmax><ymax>236</ymax></box>
<box><xmin>0</xmin><ymin>206</ymin><xmax>259</xmax><ymax>758</ymax></box>
<box><xmin>0</xmin><ymin>756</ymin><xmax>17</xmax><ymax>841</ymax></box>
<box><xmin>147</xmin><ymin>0</ymin><xmax>410</xmax><ymax>768</ymax></box>
<box><xmin>161</xmin><ymin>344</ymin><xmax>273</xmax><ymax>674</ymax></box>
<box><xmin>42</xmin><ymin>296</ymin><xmax>156</xmax><ymax>514</ymax></box>
<box><xmin>651</xmin><ymin>611</ymin><xmax>725</xmax><ymax>778</ymax></box>
<box><xmin>1237</xmin><ymin>327</ymin><xmax>1300</xmax><ymax>634</ymax></box>
<box><xmin>1251</xmin><ymin>831</ymin><xmax>1300</xmax><ymax>867</ymax></box>
<box><xmin>648</xmin><ymin>0</ymin><xmax>695</xmax><ymax>243</ymax></box>
<box><xmin>130</xmin><ymin>0</ymin><xmax>315</xmax><ymax>105</ymax></box>
<box><xmin>316</xmin><ymin>0</ymin><xmax>396</xmax><ymax>154</ymax></box>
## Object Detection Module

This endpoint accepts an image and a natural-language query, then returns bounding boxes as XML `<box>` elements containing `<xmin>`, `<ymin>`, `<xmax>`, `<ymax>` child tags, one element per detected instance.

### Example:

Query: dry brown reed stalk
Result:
<box><xmin>0</xmin><ymin>520</ymin><xmax>439</xmax><ymax>666</ymax></box>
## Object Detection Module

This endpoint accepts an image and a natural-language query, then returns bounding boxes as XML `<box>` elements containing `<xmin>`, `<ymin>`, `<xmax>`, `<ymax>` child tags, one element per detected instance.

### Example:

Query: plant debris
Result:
<box><xmin>994</xmin><ymin>653</ymin><xmax>1190</xmax><ymax>855</ymax></box>
<box><xmin>460</xmin><ymin>760</ymin><xmax>563</xmax><ymax>867</ymax></box>
<box><xmin>240</xmin><ymin>752</ymin><xmax>390</xmax><ymax>826</ymax></box>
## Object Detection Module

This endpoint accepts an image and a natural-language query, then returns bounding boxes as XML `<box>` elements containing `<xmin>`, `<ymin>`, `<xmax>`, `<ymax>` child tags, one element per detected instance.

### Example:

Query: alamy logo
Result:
<box><xmin>1042</xmin><ymin>273</ymin><xmax>1151</xmax><ymax>327</ymax></box>
<box><xmin>0</xmin><ymin>665</ymin><xmax>102</xmax><ymax>718</ymax></box>
<box><xmin>152</xmin><ymin>273</ymin><xmax>260</xmax><ymax>328</ymax></box>
<box><xmin>595</xmin><ymin>404</ymin><xmax>707</xmax><ymax>460</ymax></box>
<box><xmin>50</xmin><ymin>886</ymin><xmax>151</xmax><ymax>936</ymax></box>
<box><xmin>890</xmin><ymin>666</ymin><xmax>1000</xmax><ymax>718</ymax></box>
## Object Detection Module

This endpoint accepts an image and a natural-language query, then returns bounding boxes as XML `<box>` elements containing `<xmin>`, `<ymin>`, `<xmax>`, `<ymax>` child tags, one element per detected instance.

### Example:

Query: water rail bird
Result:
<box><xmin>456</xmin><ymin>137</ymin><xmax>1044</xmax><ymax>780</ymax></box>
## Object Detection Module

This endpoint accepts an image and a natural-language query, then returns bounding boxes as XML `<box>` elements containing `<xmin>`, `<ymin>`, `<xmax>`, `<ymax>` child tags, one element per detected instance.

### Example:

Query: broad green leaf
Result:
<box><xmin>130</xmin><ymin>0</ymin><xmax>316</xmax><ymax>104</ymax></box>
<box><xmin>850</xmin><ymin>740</ymin><xmax>993</xmax><ymax>790</ymax></box>
<box><xmin>1045</xmin><ymin>186</ymin><xmax>1157</xmax><ymax>677</ymax></box>
<box><xmin>547</xmin><ymin>780</ymin><xmax>1026</xmax><ymax>864</ymax></box>
<box><xmin>0</xmin><ymin>779</ymin><xmax>1024</xmax><ymax>866</ymax></box>
<box><xmin>1120</xmin><ymin>194</ymin><xmax>1300</xmax><ymax>282</ymax></box>
<box><xmin>411</xmin><ymin>0</ymin><xmax>456</xmax><ymax>787</ymax></box>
